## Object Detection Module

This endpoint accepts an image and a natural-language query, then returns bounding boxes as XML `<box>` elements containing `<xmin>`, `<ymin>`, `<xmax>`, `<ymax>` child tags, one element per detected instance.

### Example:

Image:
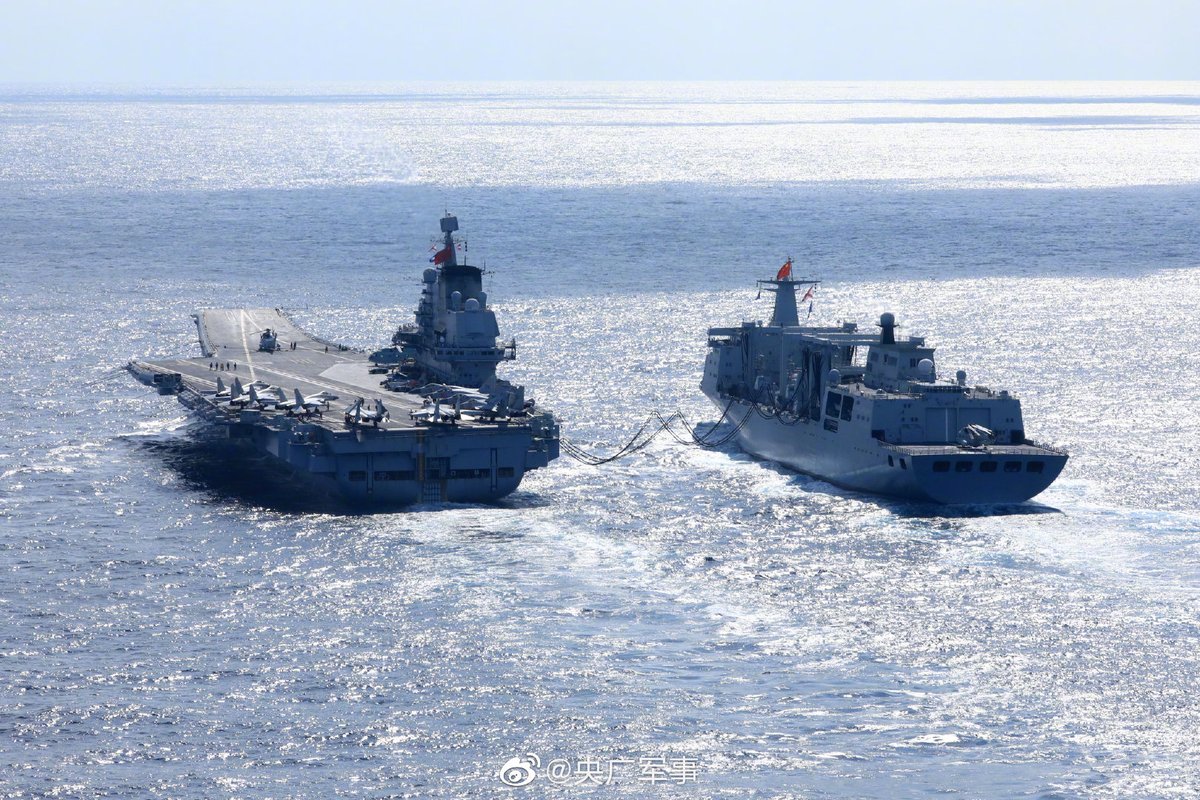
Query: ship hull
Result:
<box><xmin>168</xmin><ymin>388</ymin><xmax>551</xmax><ymax>509</ymax></box>
<box><xmin>704</xmin><ymin>390</ymin><xmax>1066</xmax><ymax>505</ymax></box>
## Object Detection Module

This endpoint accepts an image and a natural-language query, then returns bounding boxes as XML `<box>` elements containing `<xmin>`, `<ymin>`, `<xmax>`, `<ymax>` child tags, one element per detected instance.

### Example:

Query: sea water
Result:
<box><xmin>2</xmin><ymin>82</ymin><xmax>1199</xmax><ymax>798</ymax></box>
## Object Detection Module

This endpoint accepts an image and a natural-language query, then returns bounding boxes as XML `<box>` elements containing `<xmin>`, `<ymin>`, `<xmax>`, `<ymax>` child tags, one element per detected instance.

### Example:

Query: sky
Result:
<box><xmin>0</xmin><ymin>0</ymin><xmax>1197</xmax><ymax>84</ymax></box>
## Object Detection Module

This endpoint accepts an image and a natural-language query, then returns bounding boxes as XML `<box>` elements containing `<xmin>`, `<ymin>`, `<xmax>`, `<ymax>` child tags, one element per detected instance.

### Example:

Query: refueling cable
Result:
<box><xmin>560</xmin><ymin>398</ymin><xmax>755</xmax><ymax>465</ymax></box>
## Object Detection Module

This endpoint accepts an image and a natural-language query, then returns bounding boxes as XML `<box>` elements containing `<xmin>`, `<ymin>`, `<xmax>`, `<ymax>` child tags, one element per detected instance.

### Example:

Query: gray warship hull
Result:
<box><xmin>701</xmin><ymin>266</ymin><xmax>1067</xmax><ymax>505</ymax></box>
<box><xmin>130</xmin><ymin>308</ymin><xmax>558</xmax><ymax>508</ymax></box>
<box><xmin>701</xmin><ymin>390</ymin><xmax>1066</xmax><ymax>505</ymax></box>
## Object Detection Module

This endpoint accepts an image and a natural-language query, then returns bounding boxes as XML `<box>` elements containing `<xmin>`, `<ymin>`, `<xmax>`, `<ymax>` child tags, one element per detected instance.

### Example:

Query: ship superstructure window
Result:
<box><xmin>980</xmin><ymin>461</ymin><xmax>998</xmax><ymax>473</ymax></box>
<box><xmin>348</xmin><ymin>470</ymin><xmax>367</xmax><ymax>482</ymax></box>
<box><xmin>1004</xmin><ymin>461</ymin><xmax>1021</xmax><ymax>473</ymax></box>
<box><xmin>1027</xmin><ymin>461</ymin><xmax>1045</xmax><ymax>473</ymax></box>
<box><xmin>839</xmin><ymin>396</ymin><xmax>855</xmax><ymax>421</ymax></box>
<box><xmin>955</xmin><ymin>461</ymin><xmax>973</xmax><ymax>473</ymax></box>
<box><xmin>933</xmin><ymin>460</ymin><xmax>950</xmax><ymax>472</ymax></box>
<box><xmin>825</xmin><ymin>391</ymin><xmax>840</xmax><ymax>418</ymax></box>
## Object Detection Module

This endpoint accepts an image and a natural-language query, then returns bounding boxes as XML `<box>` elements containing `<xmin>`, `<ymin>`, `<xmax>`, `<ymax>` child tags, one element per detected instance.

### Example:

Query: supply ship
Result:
<box><xmin>701</xmin><ymin>265</ymin><xmax>1067</xmax><ymax>504</ymax></box>
<box><xmin>128</xmin><ymin>214</ymin><xmax>560</xmax><ymax>507</ymax></box>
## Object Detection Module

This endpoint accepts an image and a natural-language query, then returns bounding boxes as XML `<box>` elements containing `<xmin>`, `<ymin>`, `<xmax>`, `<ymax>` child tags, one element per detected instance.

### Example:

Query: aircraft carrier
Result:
<box><xmin>701</xmin><ymin>262</ymin><xmax>1067</xmax><ymax>504</ymax></box>
<box><xmin>128</xmin><ymin>215</ymin><xmax>560</xmax><ymax>508</ymax></box>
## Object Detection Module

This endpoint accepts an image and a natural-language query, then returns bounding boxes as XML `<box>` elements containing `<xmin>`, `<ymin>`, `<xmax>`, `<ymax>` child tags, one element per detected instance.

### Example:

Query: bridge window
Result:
<box><xmin>887</xmin><ymin>455</ymin><xmax>894</xmax><ymax>467</ymax></box>
<box><xmin>840</xmin><ymin>396</ymin><xmax>855</xmax><ymax>421</ymax></box>
<box><xmin>980</xmin><ymin>461</ymin><xmax>998</xmax><ymax>473</ymax></box>
<box><xmin>955</xmin><ymin>461</ymin><xmax>973</xmax><ymax>473</ymax></box>
<box><xmin>825</xmin><ymin>391</ymin><xmax>840</xmax><ymax>418</ymax></box>
<box><xmin>933</xmin><ymin>461</ymin><xmax>950</xmax><ymax>472</ymax></box>
<box><xmin>1004</xmin><ymin>461</ymin><xmax>1021</xmax><ymax>473</ymax></box>
<box><xmin>1027</xmin><ymin>461</ymin><xmax>1045</xmax><ymax>473</ymax></box>
<box><xmin>498</xmin><ymin>467</ymin><xmax>515</xmax><ymax>477</ymax></box>
<box><xmin>348</xmin><ymin>470</ymin><xmax>367</xmax><ymax>482</ymax></box>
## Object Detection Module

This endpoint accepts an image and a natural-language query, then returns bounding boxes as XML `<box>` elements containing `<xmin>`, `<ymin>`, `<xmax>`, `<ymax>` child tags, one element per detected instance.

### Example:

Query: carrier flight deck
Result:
<box><xmin>148</xmin><ymin>307</ymin><xmax>425</xmax><ymax>432</ymax></box>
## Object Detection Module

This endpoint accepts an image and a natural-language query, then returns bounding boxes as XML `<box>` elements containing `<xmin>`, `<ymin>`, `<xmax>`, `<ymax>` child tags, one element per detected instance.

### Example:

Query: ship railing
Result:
<box><xmin>1020</xmin><ymin>438</ymin><xmax>1070</xmax><ymax>455</ymax></box>
<box><xmin>193</xmin><ymin>313</ymin><xmax>215</xmax><ymax>357</ymax></box>
<box><xmin>432</xmin><ymin>345</ymin><xmax>513</xmax><ymax>359</ymax></box>
<box><xmin>877</xmin><ymin>439</ymin><xmax>1069</xmax><ymax>456</ymax></box>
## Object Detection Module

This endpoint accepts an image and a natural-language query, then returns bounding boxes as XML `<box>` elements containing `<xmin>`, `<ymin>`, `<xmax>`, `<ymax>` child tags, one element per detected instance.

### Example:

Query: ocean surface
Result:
<box><xmin>2</xmin><ymin>81</ymin><xmax>1200</xmax><ymax>798</ymax></box>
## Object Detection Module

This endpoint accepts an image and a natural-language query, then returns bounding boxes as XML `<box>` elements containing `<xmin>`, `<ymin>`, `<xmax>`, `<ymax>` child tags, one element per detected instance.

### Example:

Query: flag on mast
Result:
<box><xmin>801</xmin><ymin>284</ymin><xmax>815</xmax><ymax>302</ymax></box>
<box><xmin>775</xmin><ymin>259</ymin><xmax>793</xmax><ymax>281</ymax></box>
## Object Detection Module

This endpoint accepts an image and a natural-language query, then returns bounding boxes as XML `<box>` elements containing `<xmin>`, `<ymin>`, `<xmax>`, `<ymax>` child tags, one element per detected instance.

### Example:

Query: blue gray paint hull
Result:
<box><xmin>704</xmin><ymin>389</ymin><xmax>1066</xmax><ymax>505</ymax></box>
<box><xmin>166</xmin><ymin>376</ymin><xmax>556</xmax><ymax>507</ymax></box>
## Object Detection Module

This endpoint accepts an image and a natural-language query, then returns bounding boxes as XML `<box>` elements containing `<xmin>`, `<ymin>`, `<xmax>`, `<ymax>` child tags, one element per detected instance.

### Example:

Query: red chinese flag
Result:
<box><xmin>776</xmin><ymin>260</ymin><xmax>792</xmax><ymax>281</ymax></box>
<box><xmin>432</xmin><ymin>245</ymin><xmax>452</xmax><ymax>265</ymax></box>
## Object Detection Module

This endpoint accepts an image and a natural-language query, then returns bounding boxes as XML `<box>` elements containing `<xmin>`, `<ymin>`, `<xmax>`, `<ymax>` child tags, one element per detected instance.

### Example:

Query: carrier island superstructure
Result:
<box><xmin>701</xmin><ymin>270</ymin><xmax>1067</xmax><ymax>504</ymax></box>
<box><xmin>128</xmin><ymin>214</ymin><xmax>559</xmax><ymax>507</ymax></box>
